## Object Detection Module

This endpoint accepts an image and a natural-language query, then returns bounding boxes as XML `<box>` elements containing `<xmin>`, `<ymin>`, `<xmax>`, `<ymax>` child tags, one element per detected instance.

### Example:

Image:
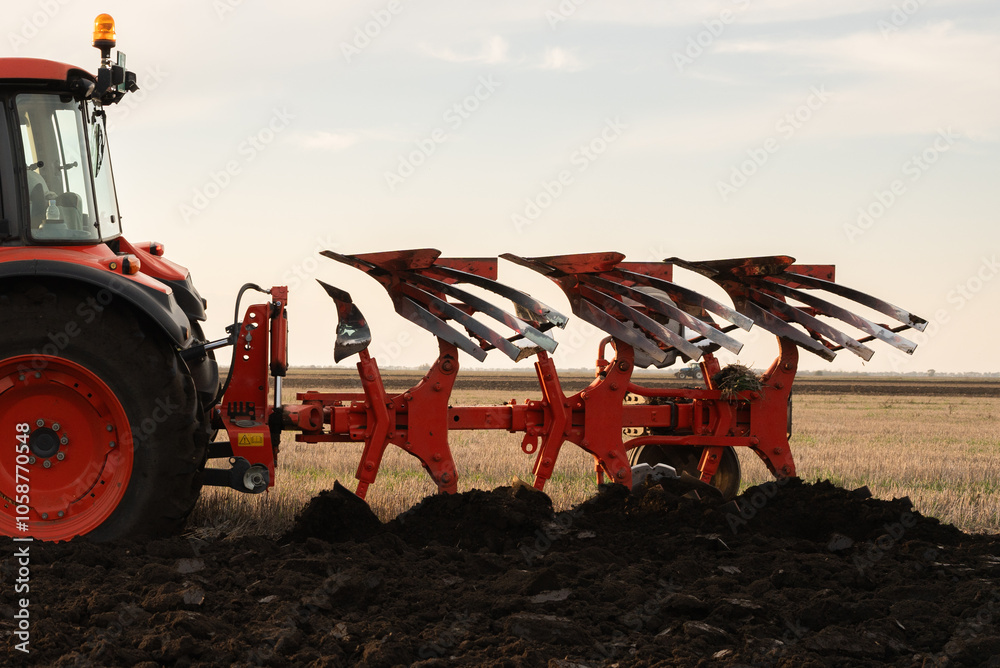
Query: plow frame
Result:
<box><xmin>204</xmin><ymin>249</ymin><xmax>923</xmax><ymax>499</ymax></box>
<box><xmin>267</xmin><ymin>324</ymin><xmax>802</xmax><ymax>498</ymax></box>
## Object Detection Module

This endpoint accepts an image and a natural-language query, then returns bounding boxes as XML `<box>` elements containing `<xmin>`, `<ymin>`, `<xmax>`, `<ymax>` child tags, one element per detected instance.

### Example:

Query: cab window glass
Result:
<box><xmin>88</xmin><ymin>102</ymin><xmax>121</xmax><ymax>238</ymax></box>
<box><xmin>17</xmin><ymin>94</ymin><xmax>98</xmax><ymax>242</ymax></box>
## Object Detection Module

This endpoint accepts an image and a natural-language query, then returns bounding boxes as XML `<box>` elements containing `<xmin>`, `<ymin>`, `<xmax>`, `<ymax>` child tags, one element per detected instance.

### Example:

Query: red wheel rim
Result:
<box><xmin>0</xmin><ymin>355</ymin><xmax>134</xmax><ymax>540</ymax></box>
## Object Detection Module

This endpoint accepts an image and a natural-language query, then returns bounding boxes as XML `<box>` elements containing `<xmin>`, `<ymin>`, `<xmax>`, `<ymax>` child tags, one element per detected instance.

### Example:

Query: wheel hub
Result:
<box><xmin>29</xmin><ymin>427</ymin><xmax>61</xmax><ymax>459</ymax></box>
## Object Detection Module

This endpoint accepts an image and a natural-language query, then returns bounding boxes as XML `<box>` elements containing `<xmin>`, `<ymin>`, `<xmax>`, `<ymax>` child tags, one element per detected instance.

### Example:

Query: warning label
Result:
<box><xmin>238</xmin><ymin>433</ymin><xmax>265</xmax><ymax>447</ymax></box>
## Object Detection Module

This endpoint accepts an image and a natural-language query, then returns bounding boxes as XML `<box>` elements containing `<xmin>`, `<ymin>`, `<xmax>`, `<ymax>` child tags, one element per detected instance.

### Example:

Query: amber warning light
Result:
<box><xmin>93</xmin><ymin>14</ymin><xmax>116</xmax><ymax>49</ymax></box>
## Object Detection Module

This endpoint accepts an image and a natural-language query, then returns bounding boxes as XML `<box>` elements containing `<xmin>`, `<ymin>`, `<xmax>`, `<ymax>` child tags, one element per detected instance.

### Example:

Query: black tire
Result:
<box><xmin>0</xmin><ymin>280</ymin><xmax>206</xmax><ymax>540</ymax></box>
<box><xmin>186</xmin><ymin>320</ymin><xmax>221</xmax><ymax>448</ymax></box>
<box><xmin>628</xmin><ymin>444</ymin><xmax>741</xmax><ymax>499</ymax></box>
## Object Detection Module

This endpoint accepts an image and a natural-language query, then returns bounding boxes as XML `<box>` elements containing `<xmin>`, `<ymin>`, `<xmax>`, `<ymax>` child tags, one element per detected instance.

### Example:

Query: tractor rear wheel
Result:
<box><xmin>0</xmin><ymin>281</ymin><xmax>205</xmax><ymax>541</ymax></box>
<box><xmin>628</xmin><ymin>444</ymin><xmax>741</xmax><ymax>499</ymax></box>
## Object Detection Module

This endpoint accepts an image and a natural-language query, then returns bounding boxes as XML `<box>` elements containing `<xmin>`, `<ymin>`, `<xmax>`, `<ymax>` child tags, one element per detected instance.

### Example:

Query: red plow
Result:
<box><xmin>213</xmin><ymin>249</ymin><xmax>927</xmax><ymax>501</ymax></box>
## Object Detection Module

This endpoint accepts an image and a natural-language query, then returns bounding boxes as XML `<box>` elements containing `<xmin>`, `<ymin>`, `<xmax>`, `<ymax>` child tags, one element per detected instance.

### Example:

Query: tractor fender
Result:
<box><xmin>0</xmin><ymin>259</ymin><xmax>194</xmax><ymax>348</ymax></box>
<box><xmin>163</xmin><ymin>273</ymin><xmax>208</xmax><ymax>322</ymax></box>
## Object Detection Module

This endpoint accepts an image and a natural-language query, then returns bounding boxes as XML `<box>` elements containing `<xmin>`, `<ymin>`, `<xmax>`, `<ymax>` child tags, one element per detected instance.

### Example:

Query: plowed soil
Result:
<box><xmin>3</xmin><ymin>479</ymin><xmax>1000</xmax><ymax>667</ymax></box>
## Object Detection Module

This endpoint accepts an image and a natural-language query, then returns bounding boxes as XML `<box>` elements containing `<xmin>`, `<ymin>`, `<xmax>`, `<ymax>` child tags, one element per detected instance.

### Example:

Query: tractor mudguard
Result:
<box><xmin>163</xmin><ymin>273</ymin><xmax>208</xmax><ymax>322</ymax></box>
<box><xmin>0</xmin><ymin>258</ymin><xmax>194</xmax><ymax>348</ymax></box>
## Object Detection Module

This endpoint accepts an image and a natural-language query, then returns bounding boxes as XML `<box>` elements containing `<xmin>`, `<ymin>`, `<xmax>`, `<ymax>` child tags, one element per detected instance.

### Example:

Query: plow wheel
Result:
<box><xmin>628</xmin><ymin>444</ymin><xmax>741</xmax><ymax>499</ymax></box>
<box><xmin>0</xmin><ymin>282</ymin><xmax>204</xmax><ymax>541</ymax></box>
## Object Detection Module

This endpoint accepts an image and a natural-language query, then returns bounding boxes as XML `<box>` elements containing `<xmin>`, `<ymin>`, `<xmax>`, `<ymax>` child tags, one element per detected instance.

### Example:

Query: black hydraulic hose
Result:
<box><xmin>213</xmin><ymin>283</ymin><xmax>269</xmax><ymax>406</ymax></box>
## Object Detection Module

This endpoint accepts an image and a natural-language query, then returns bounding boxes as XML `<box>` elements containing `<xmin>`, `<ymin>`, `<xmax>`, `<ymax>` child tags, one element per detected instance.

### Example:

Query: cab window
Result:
<box><xmin>17</xmin><ymin>93</ymin><xmax>99</xmax><ymax>242</ymax></box>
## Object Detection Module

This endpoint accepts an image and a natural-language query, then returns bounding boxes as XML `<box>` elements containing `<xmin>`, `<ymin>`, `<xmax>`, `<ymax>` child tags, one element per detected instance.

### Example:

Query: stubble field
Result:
<box><xmin>190</xmin><ymin>371</ymin><xmax>1000</xmax><ymax>538</ymax></box>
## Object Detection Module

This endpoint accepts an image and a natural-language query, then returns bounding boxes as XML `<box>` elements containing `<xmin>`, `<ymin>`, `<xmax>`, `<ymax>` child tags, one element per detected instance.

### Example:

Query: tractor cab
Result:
<box><xmin>1</xmin><ymin>14</ymin><xmax>136</xmax><ymax>245</ymax></box>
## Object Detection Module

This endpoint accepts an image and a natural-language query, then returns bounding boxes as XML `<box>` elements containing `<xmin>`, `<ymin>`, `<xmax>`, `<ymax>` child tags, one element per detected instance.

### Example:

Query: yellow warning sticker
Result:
<box><xmin>238</xmin><ymin>433</ymin><xmax>265</xmax><ymax>447</ymax></box>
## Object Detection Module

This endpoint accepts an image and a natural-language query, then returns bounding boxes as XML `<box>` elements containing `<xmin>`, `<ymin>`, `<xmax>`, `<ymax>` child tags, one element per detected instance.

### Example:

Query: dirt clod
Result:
<box><xmin>282</xmin><ymin>480</ymin><xmax>383</xmax><ymax>544</ymax></box>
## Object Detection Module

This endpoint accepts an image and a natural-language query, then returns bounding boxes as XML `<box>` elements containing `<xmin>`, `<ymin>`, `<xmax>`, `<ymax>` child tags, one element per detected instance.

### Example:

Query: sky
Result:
<box><xmin>6</xmin><ymin>0</ymin><xmax>999</xmax><ymax>374</ymax></box>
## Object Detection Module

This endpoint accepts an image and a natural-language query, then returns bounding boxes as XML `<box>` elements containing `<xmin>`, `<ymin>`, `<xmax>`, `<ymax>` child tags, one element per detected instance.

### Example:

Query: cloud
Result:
<box><xmin>712</xmin><ymin>21</ymin><xmax>1000</xmax><ymax>140</ymax></box>
<box><xmin>421</xmin><ymin>35</ymin><xmax>510</xmax><ymax>64</ymax></box>
<box><xmin>539</xmin><ymin>47</ymin><xmax>583</xmax><ymax>71</ymax></box>
<box><xmin>534</xmin><ymin>0</ymin><xmax>980</xmax><ymax>27</ymax></box>
<box><xmin>294</xmin><ymin>131</ymin><xmax>360</xmax><ymax>152</ymax></box>
<box><xmin>627</xmin><ymin>20</ymin><xmax>1000</xmax><ymax>156</ymax></box>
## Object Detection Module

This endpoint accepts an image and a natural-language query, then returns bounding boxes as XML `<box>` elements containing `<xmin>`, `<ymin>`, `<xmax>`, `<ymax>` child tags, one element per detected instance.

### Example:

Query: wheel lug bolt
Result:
<box><xmin>36</xmin><ymin>419</ymin><xmax>45</xmax><ymax>427</ymax></box>
<box><xmin>43</xmin><ymin>460</ymin><xmax>52</xmax><ymax>468</ymax></box>
<box><xmin>58</xmin><ymin>511</ymin><xmax>65</xmax><ymax>518</ymax></box>
<box><xmin>60</xmin><ymin>436</ymin><xmax>68</xmax><ymax>445</ymax></box>
<box><xmin>56</xmin><ymin>452</ymin><xmax>65</xmax><ymax>461</ymax></box>
<box><xmin>28</xmin><ymin>456</ymin><xmax>36</xmax><ymax>464</ymax></box>
<box><xmin>52</xmin><ymin>423</ymin><xmax>60</xmax><ymax>431</ymax></box>
<box><xmin>106</xmin><ymin>425</ymin><xmax>114</xmax><ymax>432</ymax></box>
<box><xmin>34</xmin><ymin>372</ymin><xmax>41</xmax><ymax>379</ymax></box>
<box><xmin>41</xmin><ymin>513</ymin><xmax>48</xmax><ymax>519</ymax></box>
<box><xmin>109</xmin><ymin>441</ymin><xmax>116</xmax><ymax>448</ymax></box>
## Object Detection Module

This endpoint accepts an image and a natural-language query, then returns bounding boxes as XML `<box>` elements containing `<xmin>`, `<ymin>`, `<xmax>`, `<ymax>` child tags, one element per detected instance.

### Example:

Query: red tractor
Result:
<box><xmin>1</xmin><ymin>17</ymin><xmax>928</xmax><ymax>542</ymax></box>
<box><xmin>0</xmin><ymin>16</ymin><xmax>226</xmax><ymax>541</ymax></box>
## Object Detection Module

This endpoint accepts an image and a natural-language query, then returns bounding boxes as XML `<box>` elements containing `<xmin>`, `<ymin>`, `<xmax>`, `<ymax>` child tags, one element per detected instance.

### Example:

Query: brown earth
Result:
<box><xmin>3</xmin><ymin>479</ymin><xmax>1000</xmax><ymax>667</ymax></box>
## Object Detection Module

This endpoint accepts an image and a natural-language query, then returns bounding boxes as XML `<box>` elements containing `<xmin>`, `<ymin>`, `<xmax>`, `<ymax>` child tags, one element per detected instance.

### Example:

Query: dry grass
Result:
<box><xmin>189</xmin><ymin>385</ymin><xmax>1000</xmax><ymax>537</ymax></box>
